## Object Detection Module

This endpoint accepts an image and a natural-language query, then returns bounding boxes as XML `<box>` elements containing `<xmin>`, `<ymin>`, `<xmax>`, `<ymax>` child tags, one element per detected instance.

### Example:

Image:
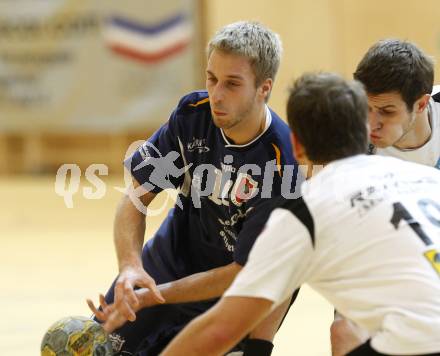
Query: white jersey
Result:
<box><xmin>375</xmin><ymin>86</ymin><xmax>440</xmax><ymax>169</ymax></box>
<box><xmin>225</xmin><ymin>155</ymin><xmax>440</xmax><ymax>355</ymax></box>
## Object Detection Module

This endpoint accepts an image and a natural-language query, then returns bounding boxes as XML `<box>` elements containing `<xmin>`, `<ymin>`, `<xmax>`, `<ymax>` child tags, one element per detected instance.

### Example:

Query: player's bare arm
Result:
<box><xmin>162</xmin><ymin>296</ymin><xmax>273</xmax><ymax>356</ymax></box>
<box><xmin>112</xmin><ymin>178</ymin><xmax>164</xmax><ymax>321</ymax></box>
<box><xmin>150</xmin><ymin>261</ymin><xmax>242</xmax><ymax>305</ymax></box>
<box><xmin>88</xmin><ymin>262</ymin><xmax>242</xmax><ymax>331</ymax></box>
<box><xmin>89</xmin><ymin>262</ymin><xmax>291</xmax><ymax>346</ymax></box>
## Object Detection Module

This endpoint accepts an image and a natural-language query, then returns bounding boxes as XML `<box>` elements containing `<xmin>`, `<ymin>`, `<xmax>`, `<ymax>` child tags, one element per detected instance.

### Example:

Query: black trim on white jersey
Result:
<box><xmin>433</xmin><ymin>91</ymin><xmax>440</xmax><ymax>103</ymax></box>
<box><xmin>280</xmin><ymin>197</ymin><xmax>315</xmax><ymax>247</ymax></box>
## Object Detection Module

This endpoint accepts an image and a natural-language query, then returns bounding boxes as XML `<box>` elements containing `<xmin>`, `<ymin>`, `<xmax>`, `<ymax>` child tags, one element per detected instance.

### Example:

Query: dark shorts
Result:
<box><xmin>99</xmin><ymin>232</ymin><xmax>299</xmax><ymax>355</ymax></box>
<box><xmin>100</xmin><ymin>241</ymin><xmax>224</xmax><ymax>355</ymax></box>
<box><xmin>347</xmin><ymin>340</ymin><xmax>440</xmax><ymax>356</ymax></box>
<box><xmin>104</xmin><ymin>284</ymin><xmax>218</xmax><ymax>355</ymax></box>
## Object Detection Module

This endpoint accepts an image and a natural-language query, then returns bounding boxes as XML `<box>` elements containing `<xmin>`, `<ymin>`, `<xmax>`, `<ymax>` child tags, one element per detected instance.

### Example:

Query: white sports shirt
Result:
<box><xmin>225</xmin><ymin>154</ymin><xmax>440</xmax><ymax>355</ymax></box>
<box><xmin>375</xmin><ymin>86</ymin><xmax>440</xmax><ymax>168</ymax></box>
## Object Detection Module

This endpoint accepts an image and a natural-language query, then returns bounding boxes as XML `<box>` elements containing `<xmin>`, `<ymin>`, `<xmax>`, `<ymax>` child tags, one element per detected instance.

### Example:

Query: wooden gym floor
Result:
<box><xmin>0</xmin><ymin>176</ymin><xmax>333</xmax><ymax>355</ymax></box>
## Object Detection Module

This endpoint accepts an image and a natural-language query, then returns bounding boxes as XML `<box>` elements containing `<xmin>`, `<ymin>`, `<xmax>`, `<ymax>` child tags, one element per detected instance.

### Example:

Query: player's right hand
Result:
<box><xmin>86</xmin><ymin>293</ymin><xmax>113</xmax><ymax>323</ymax></box>
<box><xmin>114</xmin><ymin>266</ymin><xmax>165</xmax><ymax>322</ymax></box>
<box><xmin>86</xmin><ymin>294</ymin><xmax>129</xmax><ymax>333</ymax></box>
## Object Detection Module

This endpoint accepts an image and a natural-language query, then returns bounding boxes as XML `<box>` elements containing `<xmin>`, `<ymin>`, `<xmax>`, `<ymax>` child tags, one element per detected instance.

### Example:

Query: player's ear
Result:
<box><xmin>291</xmin><ymin>132</ymin><xmax>306</xmax><ymax>163</ymax></box>
<box><xmin>291</xmin><ymin>132</ymin><xmax>314</xmax><ymax>178</ymax></box>
<box><xmin>259</xmin><ymin>78</ymin><xmax>273</xmax><ymax>101</ymax></box>
<box><xmin>414</xmin><ymin>94</ymin><xmax>430</xmax><ymax>113</ymax></box>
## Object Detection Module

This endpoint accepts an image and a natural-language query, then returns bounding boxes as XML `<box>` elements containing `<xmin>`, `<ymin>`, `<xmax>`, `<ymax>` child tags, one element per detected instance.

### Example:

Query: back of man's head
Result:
<box><xmin>287</xmin><ymin>73</ymin><xmax>369</xmax><ymax>164</ymax></box>
<box><xmin>354</xmin><ymin>39</ymin><xmax>434</xmax><ymax>110</ymax></box>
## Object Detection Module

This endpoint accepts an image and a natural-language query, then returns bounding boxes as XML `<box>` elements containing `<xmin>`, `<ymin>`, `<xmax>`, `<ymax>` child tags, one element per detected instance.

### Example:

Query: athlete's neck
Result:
<box><xmin>223</xmin><ymin>105</ymin><xmax>267</xmax><ymax>145</ymax></box>
<box><xmin>394</xmin><ymin>107</ymin><xmax>432</xmax><ymax>150</ymax></box>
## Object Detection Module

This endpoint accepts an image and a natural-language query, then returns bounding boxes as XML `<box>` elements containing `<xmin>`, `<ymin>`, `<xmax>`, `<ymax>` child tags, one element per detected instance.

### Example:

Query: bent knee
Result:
<box><xmin>330</xmin><ymin>319</ymin><xmax>352</xmax><ymax>347</ymax></box>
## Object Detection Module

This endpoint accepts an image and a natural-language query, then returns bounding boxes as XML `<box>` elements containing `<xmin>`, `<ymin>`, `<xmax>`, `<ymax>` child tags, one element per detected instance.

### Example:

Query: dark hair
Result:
<box><xmin>354</xmin><ymin>39</ymin><xmax>434</xmax><ymax>110</ymax></box>
<box><xmin>287</xmin><ymin>73</ymin><xmax>369</xmax><ymax>164</ymax></box>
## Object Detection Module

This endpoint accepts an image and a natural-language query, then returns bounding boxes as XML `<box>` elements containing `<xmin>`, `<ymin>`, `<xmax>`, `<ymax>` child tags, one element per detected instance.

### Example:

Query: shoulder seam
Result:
<box><xmin>281</xmin><ymin>197</ymin><xmax>315</xmax><ymax>247</ymax></box>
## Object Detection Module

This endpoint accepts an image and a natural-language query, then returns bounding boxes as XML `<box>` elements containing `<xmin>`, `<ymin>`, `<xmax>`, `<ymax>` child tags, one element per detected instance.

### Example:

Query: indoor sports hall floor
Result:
<box><xmin>1</xmin><ymin>176</ymin><xmax>333</xmax><ymax>355</ymax></box>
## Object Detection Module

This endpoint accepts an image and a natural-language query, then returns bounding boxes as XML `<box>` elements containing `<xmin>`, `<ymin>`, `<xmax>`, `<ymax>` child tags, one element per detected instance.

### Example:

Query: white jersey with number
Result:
<box><xmin>375</xmin><ymin>86</ymin><xmax>440</xmax><ymax>168</ymax></box>
<box><xmin>225</xmin><ymin>154</ymin><xmax>440</xmax><ymax>355</ymax></box>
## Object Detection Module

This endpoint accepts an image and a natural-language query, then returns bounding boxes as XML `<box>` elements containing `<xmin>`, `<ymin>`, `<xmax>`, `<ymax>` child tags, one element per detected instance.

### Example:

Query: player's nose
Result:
<box><xmin>210</xmin><ymin>83</ymin><xmax>225</xmax><ymax>104</ymax></box>
<box><xmin>368</xmin><ymin>111</ymin><xmax>382</xmax><ymax>131</ymax></box>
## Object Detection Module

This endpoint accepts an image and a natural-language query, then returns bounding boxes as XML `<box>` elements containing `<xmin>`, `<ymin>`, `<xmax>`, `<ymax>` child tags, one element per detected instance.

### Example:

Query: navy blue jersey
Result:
<box><xmin>125</xmin><ymin>91</ymin><xmax>298</xmax><ymax>278</ymax></box>
<box><xmin>233</xmin><ymin>195</ymin><xmax>287</xmax><ymax>266</ymax></box>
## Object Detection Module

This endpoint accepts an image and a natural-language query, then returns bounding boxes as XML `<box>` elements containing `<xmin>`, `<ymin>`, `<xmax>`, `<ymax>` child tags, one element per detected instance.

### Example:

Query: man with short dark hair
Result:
<box><xmin>354</xmin><ymin>39</ymin><xmax>440</xmax><ymax>168</ymax></box>
<box><xmin>162</xmin><ymin>73</ymin><xmax>440</xmax><ymax>356</ymax></box>
<box><xmin>330</xmin><ymin>40</ymin><xmax>440</xmax><ymax>356</ymax></box>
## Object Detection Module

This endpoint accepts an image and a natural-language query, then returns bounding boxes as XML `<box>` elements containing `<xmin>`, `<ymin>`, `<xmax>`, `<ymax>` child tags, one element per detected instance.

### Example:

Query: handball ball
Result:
<box><xmin>41</xmin><ymin>316</ymin><xmax>113</xmax><ymax>355</ymax></box>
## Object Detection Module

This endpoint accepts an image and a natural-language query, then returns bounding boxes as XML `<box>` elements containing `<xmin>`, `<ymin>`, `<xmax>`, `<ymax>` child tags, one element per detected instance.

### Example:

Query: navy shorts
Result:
<box><xmin>103</xmin><ymin>283</ymin><xmax>218</xmax><ymax>355</ymax></box>
<box><xmin>99</xmin><ymin>242</ymin><xmax>245</xmax><ymax>355</ymax></box>
<box><xmin>347</xmin><ymin>340</ymin><xmax>440</xmax><ymax>356</ymax></box>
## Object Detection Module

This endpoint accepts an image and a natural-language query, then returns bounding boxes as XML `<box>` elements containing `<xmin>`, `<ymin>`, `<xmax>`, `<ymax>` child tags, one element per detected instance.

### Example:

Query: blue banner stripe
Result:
<box><xmin>110</xmin><ymin>13</ymin><xmax>186</xmax><ymax>35</ymax></box>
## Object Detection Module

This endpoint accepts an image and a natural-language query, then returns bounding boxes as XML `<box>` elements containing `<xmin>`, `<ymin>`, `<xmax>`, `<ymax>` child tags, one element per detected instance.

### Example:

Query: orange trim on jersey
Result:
<box><xmin>271</xmin><ymin>143</ymin><xmax>282</xmax><ymax>177</ymax></box>
<box><xmin>188</xmin><ymin>98</ymin><xmax>209</xmax><ymax>107</ymax></box>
